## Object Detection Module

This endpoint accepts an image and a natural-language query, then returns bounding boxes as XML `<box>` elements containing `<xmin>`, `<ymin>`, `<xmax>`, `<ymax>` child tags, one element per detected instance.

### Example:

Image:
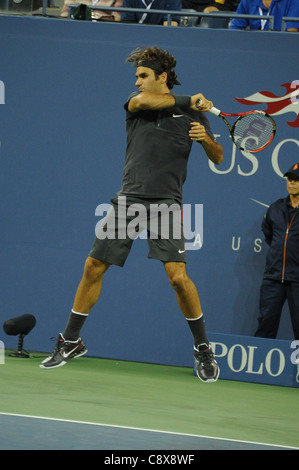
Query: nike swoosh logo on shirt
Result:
<box><xmin>172</xmin><ymin>114</ymin><xmax>184</xmax><ymax>118</ymax></box>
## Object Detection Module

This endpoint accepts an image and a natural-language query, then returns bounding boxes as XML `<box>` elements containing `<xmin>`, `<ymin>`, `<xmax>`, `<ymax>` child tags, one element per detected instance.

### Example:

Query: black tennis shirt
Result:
<box><xmin>118</xmin><ymin>92</ymin><xmax>216</xmax><ymax>204</ymax></box>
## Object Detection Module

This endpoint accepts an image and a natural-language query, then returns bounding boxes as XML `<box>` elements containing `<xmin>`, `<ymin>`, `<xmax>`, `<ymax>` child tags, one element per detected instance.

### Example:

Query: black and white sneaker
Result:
<box><xmin>40</xmin><ymin>333</ymin><xmax>87</xmax><ymax>369</ymax></box>
<box><xmin>194</xmin><ymin>343</ymin><xmax>219</xmax><ymax>383</ymax></box>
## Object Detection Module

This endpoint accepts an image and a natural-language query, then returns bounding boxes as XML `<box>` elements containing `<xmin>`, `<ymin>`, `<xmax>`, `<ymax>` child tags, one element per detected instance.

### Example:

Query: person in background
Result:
<box><xmin>230</xmin><ymin>0</ymin><xmax>299</xmax><ymax>31</ymax></box>
<box><xmin>61</xmin><ymin>0</ymin><xmax>123</xmax><ymax>20</ymax></box>
<box><xmin>255</xmin><ymin>163</ymin><xmax>299</xmax><ymax>340</ymax></box>
<box><xmin>121</xmin><ymin>0</ymin><xmax>181</xmax><ymax>26</ymax></box>
<box><xmin>182</xmin><ymin>0</ymin><xmax>239</xmax><ymax>14</ymax></box>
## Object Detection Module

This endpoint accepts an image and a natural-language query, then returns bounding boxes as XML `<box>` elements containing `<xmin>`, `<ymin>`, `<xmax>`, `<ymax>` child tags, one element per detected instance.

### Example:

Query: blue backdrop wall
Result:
<box><xmin>0</xmin><ymin>16</ymin><xmax>298</xmax><ymax>367</ymax></box>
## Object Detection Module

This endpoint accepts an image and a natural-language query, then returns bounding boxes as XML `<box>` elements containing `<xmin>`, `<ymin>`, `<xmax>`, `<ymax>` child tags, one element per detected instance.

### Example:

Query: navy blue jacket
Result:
<box><xmin>121</xmin><ymin>0</ymin><xmax>181</xmax><ymax>25</ymax></box>
<box><xmin>262</xmin><ymin>196</ymin><xmax>299</xmax><ymax>282</ymax></box>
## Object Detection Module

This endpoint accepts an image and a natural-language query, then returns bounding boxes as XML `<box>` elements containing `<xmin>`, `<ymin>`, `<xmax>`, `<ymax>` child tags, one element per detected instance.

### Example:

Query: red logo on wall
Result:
<box><xmin>235</xmin><ymin>82</ymin><xmax>299</xmax><ymax>128</ymax></box>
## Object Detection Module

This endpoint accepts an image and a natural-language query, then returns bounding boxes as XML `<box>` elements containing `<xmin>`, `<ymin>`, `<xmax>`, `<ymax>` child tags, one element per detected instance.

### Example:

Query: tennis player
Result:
<box><xmin>40</xmin><ymin>46</ymin><xmax>223</xmax><ymax>382</ymax></box>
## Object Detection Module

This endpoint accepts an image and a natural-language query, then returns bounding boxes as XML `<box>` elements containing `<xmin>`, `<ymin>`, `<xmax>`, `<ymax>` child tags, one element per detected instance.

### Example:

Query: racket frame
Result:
<box><xmin>209</xmin><ymin>107</ymin><xmax>276</xmax><ymax>153</ymax></box>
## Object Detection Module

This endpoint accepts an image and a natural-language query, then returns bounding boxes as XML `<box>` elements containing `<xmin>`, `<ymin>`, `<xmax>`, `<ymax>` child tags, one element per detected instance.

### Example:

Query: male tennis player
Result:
<box><xmin>40</xmin><ymin>46</ymin><xmax>223</xmax><ymax>382</ymax></box>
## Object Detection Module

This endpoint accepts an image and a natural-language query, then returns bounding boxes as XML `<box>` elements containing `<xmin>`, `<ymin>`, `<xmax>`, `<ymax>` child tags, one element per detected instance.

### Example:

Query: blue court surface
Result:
<box><xmin>0</xmin><ymin>413</ymin><xmax>296</xmax><ymax>450</ymax></box>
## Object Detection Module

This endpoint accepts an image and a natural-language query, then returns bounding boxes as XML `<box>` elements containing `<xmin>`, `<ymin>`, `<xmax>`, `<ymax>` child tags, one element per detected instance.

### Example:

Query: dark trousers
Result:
<box><xmin>255</xmin><ymin>279</ymin><xmax>299</xmax><ymax>340</ymax></box>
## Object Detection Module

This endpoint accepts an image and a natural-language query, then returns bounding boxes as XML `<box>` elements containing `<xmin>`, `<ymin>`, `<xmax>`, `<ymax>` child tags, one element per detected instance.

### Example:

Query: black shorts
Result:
<box><xmin>89</xmin><ymin>196</ymin><xmax>187</xmax><ymax>267</ymax></box>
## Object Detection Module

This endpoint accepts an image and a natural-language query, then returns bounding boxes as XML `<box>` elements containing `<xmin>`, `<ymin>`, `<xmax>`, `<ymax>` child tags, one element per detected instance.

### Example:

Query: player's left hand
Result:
<box><xmin>189</xmin><ymin>122</ymin><xmax>207</xmax><ymax>142</ymax></box>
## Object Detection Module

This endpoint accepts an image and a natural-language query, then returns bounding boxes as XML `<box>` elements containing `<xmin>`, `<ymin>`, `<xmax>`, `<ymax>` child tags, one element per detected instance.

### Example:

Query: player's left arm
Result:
<box><xmin>189</xmin><ymin>121</ymin><xmax>223</xmax><ymax>165</ymax></box>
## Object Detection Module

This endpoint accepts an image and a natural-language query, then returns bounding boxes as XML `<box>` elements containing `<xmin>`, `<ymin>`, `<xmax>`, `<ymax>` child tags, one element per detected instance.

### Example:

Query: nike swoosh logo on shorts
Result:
<box><xmin>172</xmin><ymin>114</ymin><xmax>184</xmax><ymax>118</ymax></box>
<box><xmin>178</xmin><ymin>249</ymin><xmax>185</xmax><ymax>253</ymax></box>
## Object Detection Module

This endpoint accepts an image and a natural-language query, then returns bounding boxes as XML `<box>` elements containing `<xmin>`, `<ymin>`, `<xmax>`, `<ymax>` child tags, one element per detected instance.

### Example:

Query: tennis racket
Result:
<box><xmin>195</xmin><ymin>99</ymin><xmax>276</xmax><ymax>152</ymax></box>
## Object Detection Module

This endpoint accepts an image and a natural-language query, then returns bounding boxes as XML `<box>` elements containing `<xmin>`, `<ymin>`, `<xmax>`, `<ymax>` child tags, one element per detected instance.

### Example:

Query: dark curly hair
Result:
<box><xmin>126</xmin><ymin>46</ymin><xmax>180</xmax><ymax>89</ymax></box>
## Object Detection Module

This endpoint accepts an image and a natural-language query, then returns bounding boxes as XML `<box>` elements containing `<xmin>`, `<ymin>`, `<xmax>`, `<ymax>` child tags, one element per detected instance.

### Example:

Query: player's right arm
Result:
<box><xmin>128</xmin><ymin>92</ymin><xmax>213</xmax><ymax>113</ymax></box>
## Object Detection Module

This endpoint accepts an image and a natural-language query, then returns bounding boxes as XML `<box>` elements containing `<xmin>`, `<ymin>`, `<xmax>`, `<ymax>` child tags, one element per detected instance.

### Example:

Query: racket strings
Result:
<box><xmin>232</xmin><ymin>113</ymin><xmax>275</xmax><ymax>152</ymax></box>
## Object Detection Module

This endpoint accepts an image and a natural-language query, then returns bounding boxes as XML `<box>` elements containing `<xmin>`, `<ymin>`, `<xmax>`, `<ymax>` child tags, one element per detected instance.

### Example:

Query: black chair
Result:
<box><xmin>198</xmin><ymin>13</ymin><xmax>232</xmax><ymax>29</ymax></box>
<box><xmin>3</xmin><ymin>314</ymin><xmax>36</xmax><ymax>358</ymax></box>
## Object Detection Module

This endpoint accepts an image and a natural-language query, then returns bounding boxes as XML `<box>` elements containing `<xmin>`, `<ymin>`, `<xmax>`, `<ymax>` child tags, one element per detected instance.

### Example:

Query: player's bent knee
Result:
<box><xmin>166</xmin><ymin>267</ymin><xmax>188</xmax><ymax>292</ymax></box>
<box><xmin>83</xmin><ymin>257</ymin><xmax>109</xmax><ymax>280</ymax></box>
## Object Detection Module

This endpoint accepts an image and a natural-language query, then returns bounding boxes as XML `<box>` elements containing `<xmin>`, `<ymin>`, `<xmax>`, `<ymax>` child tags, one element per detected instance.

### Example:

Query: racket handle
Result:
<box><xmin>209</xmin><ymin>107</ymin><xmax>221</xmax><ymax>116</ymax></box>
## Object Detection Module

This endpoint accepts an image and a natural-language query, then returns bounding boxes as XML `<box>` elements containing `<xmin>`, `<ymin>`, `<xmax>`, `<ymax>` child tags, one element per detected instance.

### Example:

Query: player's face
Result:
<box><xmin>135</xmin><ymin>66</ymin><xmax>165</xmax><ymax>94</ymax></box>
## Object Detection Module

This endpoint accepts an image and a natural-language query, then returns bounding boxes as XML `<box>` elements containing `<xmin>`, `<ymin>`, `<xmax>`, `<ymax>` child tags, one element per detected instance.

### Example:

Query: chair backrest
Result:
<box><xmin>198</xmin><ymin>14</ymin><xmax>231</xmax><ymax>29</ymax></box>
